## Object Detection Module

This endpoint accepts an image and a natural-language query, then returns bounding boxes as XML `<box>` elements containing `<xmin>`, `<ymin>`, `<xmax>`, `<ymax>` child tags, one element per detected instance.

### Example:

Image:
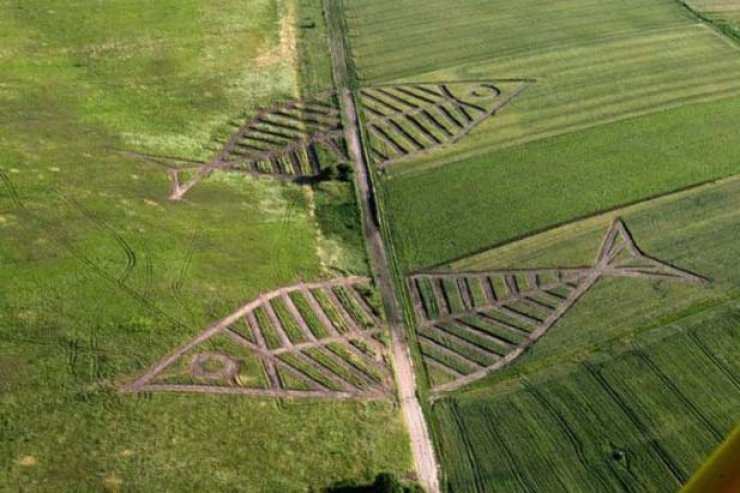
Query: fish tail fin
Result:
<box><xmin>594</xmin><ymin>219</ymin><xmax>707</xmax><ymax>284</ymax></box>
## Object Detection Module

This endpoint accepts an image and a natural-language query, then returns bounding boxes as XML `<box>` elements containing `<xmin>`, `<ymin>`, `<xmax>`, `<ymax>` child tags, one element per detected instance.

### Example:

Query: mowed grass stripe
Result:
<box><xmin>347</xmin><ymin>0</ymin><xmax>690</xmax><ymax>81</ymax></box>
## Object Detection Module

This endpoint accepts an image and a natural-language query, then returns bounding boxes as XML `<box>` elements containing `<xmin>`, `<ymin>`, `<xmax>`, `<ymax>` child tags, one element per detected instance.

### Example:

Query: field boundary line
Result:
<box><xmin>677</xmin><ymin>0</ymin><xmax>740</xmax><ymax>52</ymax></box>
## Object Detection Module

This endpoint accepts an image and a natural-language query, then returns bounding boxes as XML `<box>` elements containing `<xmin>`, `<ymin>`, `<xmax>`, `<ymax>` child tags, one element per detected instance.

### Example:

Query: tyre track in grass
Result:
<box><xmin>56</xmin><ymin>192</ymin><xmax>138</xmax><ymax>285</ymax></box>
<box><xmin>481</xmin><ymin>407</ymin><xmax>535</xmax><ymax>493</ymax></box>
<box><xmin>686</xmin><ymin>330</ymin><xmax>740</xmax><ymax>391</ymax></box>
<box><xmin>0</xmin><ymin>169</ymin><xmax>189</xmax><ymax>334</ymax></box>
<box><xmin>583</xmin><ymin>362</ymin><xmax>687</xmax><ymax>485</ymax></box>
<box><xmin>632</xmin><ymin>349</ymin><xmax>723</xmax><ymax>442</ymax></box>
<box><xmin>448</xmin><ymin>401</ymin><xmax>486</xmax><ymax>493</ymax></box>
<box><xmin>524</xmin><ymin>383</ymin><xmax>617</xmax><ymax>493</ymax></box>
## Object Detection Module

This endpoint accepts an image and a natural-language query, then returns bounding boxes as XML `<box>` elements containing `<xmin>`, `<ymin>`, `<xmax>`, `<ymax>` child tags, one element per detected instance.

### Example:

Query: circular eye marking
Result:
<box><xmin>191</xmin><ymin>352</ymin><xmax>238</xmax><ymax>381</ymax></box>
<box><xmin>469</xmin><ymin>84</ymin><xmax>501</xmax><ymax>98</ymax></box>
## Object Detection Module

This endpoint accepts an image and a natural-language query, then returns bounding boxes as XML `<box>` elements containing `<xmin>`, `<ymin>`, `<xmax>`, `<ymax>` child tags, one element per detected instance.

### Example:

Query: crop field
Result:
<box><xmin>385</xmin><ymin>96</ymin><xmax>740</xmax><ymax>270</ymax></box>
<box><xmin>342</xmin><ymin>2</ymin><xmax>740</xmax><ymax>488</ymax></box>
<box><xmin>423</xmin><ymin>174</ymin><xmax>740</xmax><ymax>491</ymax></box>
<box><xmin>435</xmin><ymin>316</ymin><xmax>740</xmax><ymax>493</ymax></box>
<box><xmin>0</xmin><ymin>1</ymin><xmax>412</xmax><ymax>492</ymax></box>
<box><xmin>344</xmin><ymin>0</ymin><xmax>740</xmax><ymax>271</ymax></box>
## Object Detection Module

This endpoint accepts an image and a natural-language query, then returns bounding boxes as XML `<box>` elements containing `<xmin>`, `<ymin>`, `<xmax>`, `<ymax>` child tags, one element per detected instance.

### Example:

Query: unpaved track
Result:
<box><xmin>324</xmin><ymin>2</ymin><xmax>440</xmax><ymax>491</ymax></box>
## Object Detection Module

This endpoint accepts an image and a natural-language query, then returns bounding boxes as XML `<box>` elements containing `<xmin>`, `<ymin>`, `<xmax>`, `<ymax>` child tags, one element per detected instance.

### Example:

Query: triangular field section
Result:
<box><xmin>124</xmin><ymin>277</ymin><xmax>393</xmax><ymax>400</ymax></box>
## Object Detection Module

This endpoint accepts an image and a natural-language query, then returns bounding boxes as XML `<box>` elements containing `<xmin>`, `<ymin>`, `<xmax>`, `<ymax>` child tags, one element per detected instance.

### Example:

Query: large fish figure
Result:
<box><xmin>167</xmin><ymin>91</ymin><xmax>346</xmax><ymax>200</ymax></box>
<box><xmin>122</xmin><ymin>277</ymin><xmax>393</xmax><ymax>400</ymax></box>
<box><xmin>407</xmin><ymin>219</ymin><xmax>708</xmax><ymax>395</ymax></box>
<box><xmin>126</xmin><ymin>80</ymin><xmax>531</xmax><ymax>199</ymax></box>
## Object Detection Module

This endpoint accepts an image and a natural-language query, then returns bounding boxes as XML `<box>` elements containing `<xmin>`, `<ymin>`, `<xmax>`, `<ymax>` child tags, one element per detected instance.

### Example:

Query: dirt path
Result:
<box><xmin>324</xmin><ymin>2</ymin><xmax>440</xmax><ymax>491</ymax></box>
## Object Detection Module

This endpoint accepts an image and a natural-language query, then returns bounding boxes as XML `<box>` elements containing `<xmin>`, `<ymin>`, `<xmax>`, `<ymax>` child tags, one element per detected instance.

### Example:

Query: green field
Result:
<box><xmin>0</xmin><ymin>1</ymin><xmax>411</xmax><ymax>491</ymax></box>
<box><xmin>344</xmin><ymin>0</ymin><xmax>740</xmax><ymax>271</ymax></box>
<box><xmin>384</xmin><ymin>96</ymin><xmax>740</xmax><ymax>270</ymax></box>
<box><xmin>430</xmin><ymin>175</ymin><xmax>740</xmax><ymax>492</ymax></box>
<box><xmin>347</xmin><ymin>0</ymin><xmax>740</xmax><ymax>174</ymax></box>
<box><xmin>342</xmin><ymin>0</ymin><xmax>740</xmax><ymax>491</ymax></box>
<box><xmin>435</xmin><ymin>318</ymin><xmax>740</xmax><ymax>493</ymax></box>
<box><xmin>4</xmin><ymin>0</ymin><xmax>740</xmax><ymax>491</ymax></box>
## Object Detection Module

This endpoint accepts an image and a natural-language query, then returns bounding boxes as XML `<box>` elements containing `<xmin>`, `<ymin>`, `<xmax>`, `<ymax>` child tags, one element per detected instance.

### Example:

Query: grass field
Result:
<box><xmin>0</xmin><ymin>0</ymin><xmax>410</xmax><ymax>491</ymax></box>
<box><xmin>429</xmin><ymin>175</ymin><xmax>740</xmax><ymax>492</ymax></box>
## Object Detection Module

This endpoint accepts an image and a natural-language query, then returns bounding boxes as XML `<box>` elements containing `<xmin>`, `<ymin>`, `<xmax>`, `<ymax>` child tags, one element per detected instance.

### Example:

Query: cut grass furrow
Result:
<box><xmin>289</xmin><ymin>290</ymin><xmax>330</xmax><ymax>339</ymax></box>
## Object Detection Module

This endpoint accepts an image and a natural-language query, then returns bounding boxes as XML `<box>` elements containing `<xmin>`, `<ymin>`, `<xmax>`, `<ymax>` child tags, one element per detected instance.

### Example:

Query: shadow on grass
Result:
<box><xmin>324</xmin><ymin>473</ymin><xmax>423</xmax><ymax>493</ymax></box>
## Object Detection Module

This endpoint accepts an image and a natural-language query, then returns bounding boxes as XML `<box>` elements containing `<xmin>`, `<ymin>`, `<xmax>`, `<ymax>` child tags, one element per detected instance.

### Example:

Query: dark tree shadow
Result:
<box><xmin>324</xmin><ymin>473</ymin><xmax>423</xmax><ymax>493</ymax></box>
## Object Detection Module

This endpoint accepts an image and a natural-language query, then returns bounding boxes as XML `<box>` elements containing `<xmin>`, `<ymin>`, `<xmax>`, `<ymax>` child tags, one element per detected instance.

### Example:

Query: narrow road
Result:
<box><xmin>324</xmin><ymin>2</ymin><xmax>441</xmax><ymax>491</ymax></box>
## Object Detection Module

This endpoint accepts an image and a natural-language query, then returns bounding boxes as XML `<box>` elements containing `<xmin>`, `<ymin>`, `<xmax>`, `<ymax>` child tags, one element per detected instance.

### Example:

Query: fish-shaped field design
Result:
<box><xmin>123</xmin><ymin>277</ymin><xmax>393</xmax><ymax>400</ymax></box>
<box><xmin>360</xmin><ymin>80</ymin><xmax>532</xmax><ymax>169</ymax></box>
<box><xmin>162</xmin><ymin>91</ymin><xmax>346</xmax><ymax>200</ymax></box>
<box><xmin>407</xmin><ymin>219</ymin><xmax>708</xmax><ymax>395</ymax></box>
<box><xmin>125</xmin><ymin>80</ymin><xmax>531</xmax><ymax>199</ymax></box>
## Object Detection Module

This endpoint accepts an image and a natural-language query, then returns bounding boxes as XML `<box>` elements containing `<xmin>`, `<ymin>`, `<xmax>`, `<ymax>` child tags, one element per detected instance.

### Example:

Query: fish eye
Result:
<box><xmin>469</xmin><ymin>84</ymin><xmax>500</xmax><ymax>98</ymax></box>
